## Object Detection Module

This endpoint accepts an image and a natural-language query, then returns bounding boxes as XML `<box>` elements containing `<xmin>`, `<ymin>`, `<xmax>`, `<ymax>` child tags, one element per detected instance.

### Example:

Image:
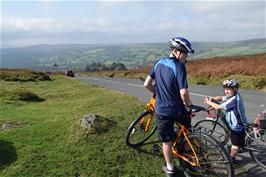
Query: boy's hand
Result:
<box><xmin>204</xmin><ymin>97</ymin><xmax>212</xmax><ymax>105</ymax></box>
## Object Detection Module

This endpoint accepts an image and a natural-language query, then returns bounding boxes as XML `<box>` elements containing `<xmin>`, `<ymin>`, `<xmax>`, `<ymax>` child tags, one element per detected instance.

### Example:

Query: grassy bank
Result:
<box><xmin>0</xmin><ymin>76</ymin><xmax>181</xmax><ymax>177</ymax></box>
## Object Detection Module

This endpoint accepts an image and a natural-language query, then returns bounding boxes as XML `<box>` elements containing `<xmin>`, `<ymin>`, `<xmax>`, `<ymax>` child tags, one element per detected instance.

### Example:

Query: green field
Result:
<box><xmin>1</xmin><ymin>38</ymin><xmax>265</xmax><ymax>70</ymax></box>
<box><xmin>0</xmin><ymin>76</ymin><xmax>187</xmax><ymax>177</ymax></box>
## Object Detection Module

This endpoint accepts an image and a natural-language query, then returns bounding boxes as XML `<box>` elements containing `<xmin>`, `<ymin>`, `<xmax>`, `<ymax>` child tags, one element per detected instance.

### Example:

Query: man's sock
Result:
<box><xmin>166</xmin><ymin>162</ymin><xmax>174</xmax><ymax>171</ymax></box>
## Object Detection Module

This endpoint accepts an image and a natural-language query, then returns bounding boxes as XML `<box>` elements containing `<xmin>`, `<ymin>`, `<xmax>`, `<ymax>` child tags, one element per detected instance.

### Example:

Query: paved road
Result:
<box><xmin>76</xmin><ymin>76</ymin><xmax>266</xmax><ymax>176</ymax></box>
<box><xmin>76</xmin><ymin>76</ymin><xmax>265</xmax><ymax>120</ymax></box>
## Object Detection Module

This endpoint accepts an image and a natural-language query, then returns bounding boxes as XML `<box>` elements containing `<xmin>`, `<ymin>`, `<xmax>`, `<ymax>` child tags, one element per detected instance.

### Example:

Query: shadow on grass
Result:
<box><xmin>132</xmin><ymin>140</ymin><xmax>162</xmax><ymax>157</ymax></box>
<box><xmin>0</xmin><ymin>140</ymin><xmax>17</xmax><ymax>170</ymax></box>
<box><xmin>24</xmin><ymin>97</ymin><xmax>46</xmax><ymax>102</ymax></box>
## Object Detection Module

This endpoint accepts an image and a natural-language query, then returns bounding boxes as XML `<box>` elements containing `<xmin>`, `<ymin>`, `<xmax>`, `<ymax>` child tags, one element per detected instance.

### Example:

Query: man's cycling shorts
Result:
<box><xmin>155</xmin><ymin>108</ymin><xmax>191</xmax><ymax>142</ymax></box>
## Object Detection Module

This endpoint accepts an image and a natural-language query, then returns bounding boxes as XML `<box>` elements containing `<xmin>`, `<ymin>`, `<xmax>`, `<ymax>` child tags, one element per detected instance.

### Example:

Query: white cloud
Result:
<box><xmin>2</xmin><ymin>17</ymin><xmax>58</xmax><ymax>31</ymax></box>
<box><xmin>1</xmin><ymin>0</ymin><xmax>265</xmax><ymax>47</ymax></box>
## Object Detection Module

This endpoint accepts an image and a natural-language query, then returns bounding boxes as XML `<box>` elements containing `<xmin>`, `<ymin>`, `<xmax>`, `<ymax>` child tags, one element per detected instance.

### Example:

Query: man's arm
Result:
<box><xmin>180</xmin><ymin>88</ymin><xmax>192</xmax><ymax>106</ymax></box>
<box><xmin>144</xmin><ymin>75</ymin><xmax>156</xmax><ymax>94</ymax></box>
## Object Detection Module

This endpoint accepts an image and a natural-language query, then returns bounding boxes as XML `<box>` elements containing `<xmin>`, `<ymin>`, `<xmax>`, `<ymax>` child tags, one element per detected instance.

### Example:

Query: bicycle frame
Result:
<box><xmin>139</xmin><ymin>94</ymin><xmax>202</xmax><ymax>167</ymax></box>
<box><xmin>137</xmin><ymin>82</ymin><xmax>205</xmax><ymax>167</ymax></box>
<box><xmin>172</xmin><ymin>123</ymin><xmax>201</xmax><ymax>167</ymax></box>
<box><xmin>207</xmin><ymin>108</ymin><xmax>230</xmax><ymax>130</ymax></box>
<box><xmin>140</xmin><ymin>94</ymin><xmax>155</xmax><ymax>132</ymax></box>
<box><xmin>208</xmin><ymin>108</ymin><xmax>266</xmax><ymax>151</ymax></box>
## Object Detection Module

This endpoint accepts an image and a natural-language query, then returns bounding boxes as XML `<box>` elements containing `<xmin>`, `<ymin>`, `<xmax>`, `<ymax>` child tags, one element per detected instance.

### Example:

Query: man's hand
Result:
<box><xmin>184</xmin><ymin>105</ymin><xmax>192</xmax><ymax>114</ymax></box>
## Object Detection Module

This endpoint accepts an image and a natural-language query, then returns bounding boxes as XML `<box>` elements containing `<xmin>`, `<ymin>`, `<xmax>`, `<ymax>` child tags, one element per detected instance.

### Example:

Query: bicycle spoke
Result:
<box><xmin>194</xmin><ymin>120</ymin><xmax>229</xmax><ymax>145</ymax></box>
<box><xmin>246</xmin><ymin>130</ymin><xmax>266</xmax><ymax>168</ymax></box>
<box><xmin>126</xmin><ymin>110</ymin><xmax>157</xmax><ymax>147</ymax></box>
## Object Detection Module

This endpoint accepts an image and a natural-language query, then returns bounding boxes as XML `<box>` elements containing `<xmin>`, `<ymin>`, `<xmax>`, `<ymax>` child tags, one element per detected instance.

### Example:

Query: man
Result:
<box><xmin>144</xmin><ymin>37</ymin><xmax>194</xmax><ymax>176</ymax></box>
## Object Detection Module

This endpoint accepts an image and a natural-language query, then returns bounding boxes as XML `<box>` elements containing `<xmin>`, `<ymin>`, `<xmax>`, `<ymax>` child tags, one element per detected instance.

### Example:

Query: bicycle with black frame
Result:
<box><xmin>194</xmin><ymin>100</ymin><xmax>266</xmax><ymax>169</ymax></box>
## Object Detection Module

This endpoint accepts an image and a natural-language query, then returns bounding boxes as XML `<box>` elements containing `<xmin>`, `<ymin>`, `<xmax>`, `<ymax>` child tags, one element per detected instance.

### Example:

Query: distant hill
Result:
<box><xmin>0</xmin><ymin>38</ymin><xmax>265</xmax><ymax>71</ymax></box>
<box><xmin>192</xmin><ymin>38</ymin><xmax>266</xmax><ymax>58</ymax></box>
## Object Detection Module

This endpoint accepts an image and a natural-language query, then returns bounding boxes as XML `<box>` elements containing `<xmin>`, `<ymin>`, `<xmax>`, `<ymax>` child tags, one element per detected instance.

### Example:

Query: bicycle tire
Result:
<box><xmin>178</xmin><ymin>132</ymin><xmax>234</xmax><ymax>177</ymax></box>
<box><xmin>246</xmin><ymin>130</ymin><xmax>266</xmax><ymax>169</ymax></box>
<box><xmin>125</xmin><ymin>110</ymin><xmax>157</xmax><ymax>148</ymax></box>
<box><xmin>194</xmin><ymin>119</ymin><xmax>230</xmax><ymax>145</ymax></box>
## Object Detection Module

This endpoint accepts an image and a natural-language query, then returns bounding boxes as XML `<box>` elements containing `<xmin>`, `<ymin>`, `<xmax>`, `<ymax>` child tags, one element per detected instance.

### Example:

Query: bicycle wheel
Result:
<box><xmin>194</xmin><ymin>119</ymin><xmax>229</xmax><ymax>145</ymax></box>
<box><xmin>246</xmin><ymin>129</ymin><xmax>266</xmax><ymax>169</ymax></box>
<box><xmin>125</xmin><ymin>109</ymin><xmax>157</xmax><ymax>147</ymax></box>
<box><xmin>178</xmin><ymin>132</ymin><xmax>234</xmax><ymax>177</ymax></box>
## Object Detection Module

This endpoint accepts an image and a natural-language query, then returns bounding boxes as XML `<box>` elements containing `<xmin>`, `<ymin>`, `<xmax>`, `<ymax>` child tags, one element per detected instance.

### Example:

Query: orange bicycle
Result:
<box><xmin>125</xmin><ymin>84</ymin><xmax>234</xmax><ymax>177</ymax></box>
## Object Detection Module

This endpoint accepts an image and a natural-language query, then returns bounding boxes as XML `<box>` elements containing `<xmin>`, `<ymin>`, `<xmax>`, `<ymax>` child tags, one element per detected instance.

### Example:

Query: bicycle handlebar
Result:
<box><xmin>211</xmin><ymin>99</ymin><xmax>220</xmax><ymax>104</ymax></box>
<box><xmin>190</xmin><ymin>105</ymin><xmax>208</xmax><ymax>113</ymax></box>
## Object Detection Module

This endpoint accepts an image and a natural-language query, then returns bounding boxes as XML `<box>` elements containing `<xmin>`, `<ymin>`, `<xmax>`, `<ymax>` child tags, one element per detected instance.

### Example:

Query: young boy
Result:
<box><xmin>204</xmin><ymin>79</ymin><xmax>248</xmax><ymax>164</ymax></box>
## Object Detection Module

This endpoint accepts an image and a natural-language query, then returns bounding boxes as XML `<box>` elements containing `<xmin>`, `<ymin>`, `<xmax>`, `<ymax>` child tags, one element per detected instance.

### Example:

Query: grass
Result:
<box><xmin>0</xmin><ymin>70</ymin><xmax>51</xmax><ymax>82</ymax></box>
<box><xmin>0</xmin><ymin>88</ymin><xmax>45</xmax><ymax>102</ymax></box>
<box><xmin>0</xmin><ymin>76</ymin><xmax>181</xmax><ymax>177</ymax></box>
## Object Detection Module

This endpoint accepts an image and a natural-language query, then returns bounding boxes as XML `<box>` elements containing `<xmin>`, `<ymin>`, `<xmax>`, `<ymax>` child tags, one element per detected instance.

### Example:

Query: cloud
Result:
<box><xmin>1</xmin><ymin>0</ymin><xmax>265</xmax><ymax>47</ymax></box>
<box><xmin>2</xmin><ymin>17</ymin><xmax>58</xmax><ymax>31</ymax></box>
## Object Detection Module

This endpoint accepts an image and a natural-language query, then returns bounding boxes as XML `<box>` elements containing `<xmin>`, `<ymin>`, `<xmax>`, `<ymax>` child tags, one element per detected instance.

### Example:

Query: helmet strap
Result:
<box><xmin>223</xmin><ymin>87</ymin><xmax>238</xmax><ymax>97</ymax></box>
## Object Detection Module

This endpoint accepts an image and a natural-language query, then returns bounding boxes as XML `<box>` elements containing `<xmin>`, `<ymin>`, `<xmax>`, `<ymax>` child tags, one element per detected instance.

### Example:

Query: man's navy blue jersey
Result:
<box><xmin>149</xmin><ymin>56</ymin><xmax>188</xmax><ymax>117</ymax></box>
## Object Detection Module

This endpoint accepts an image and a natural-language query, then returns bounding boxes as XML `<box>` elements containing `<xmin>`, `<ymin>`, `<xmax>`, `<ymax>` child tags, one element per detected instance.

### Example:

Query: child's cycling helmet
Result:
<box><xmin>222</xmin><ymin>79</ymin><xmax>239</xmax><ymax>89</ymax></box>
<box><xmin>169</xmin><ymin>37</ymin><xmax>194</xmax><ymax>53</ymax></box>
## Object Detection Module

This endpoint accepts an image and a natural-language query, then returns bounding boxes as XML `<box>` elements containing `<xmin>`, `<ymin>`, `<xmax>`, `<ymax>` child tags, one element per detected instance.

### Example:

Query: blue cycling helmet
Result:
<box><xmin>222</xmin><ymin>79</ymin><xmax>239</xmax><ymax>88</ymax></box>
<box><xmin>222</xmin><ymin>79</ymin><xmax>239</xmax><ymax>92</ymax></box>
<box><xmin>169</xmin><ymin>37</ymin><xmax>194</xmax><ymax>54</ymax></box>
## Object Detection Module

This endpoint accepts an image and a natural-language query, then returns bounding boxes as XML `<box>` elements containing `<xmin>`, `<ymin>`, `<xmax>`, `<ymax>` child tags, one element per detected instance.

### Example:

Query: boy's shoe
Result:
<box><xmin>230</xmin><ymin>157</ymin><xmax>238</xmax><ymax>164</ymax></box>
<box><xmin>162</xmin><ymin>163</ymin><xmax>176</xmax><ymax>176</ymax></box>
<box><xmin>232</xmin><ymin>159</ymin><xmax>238</xmax><ymax>164</ymax></box>
<box><xmin>226</xmin><ymin>144</ymin><xmax>232</xmax><ymax>154</ymax></box>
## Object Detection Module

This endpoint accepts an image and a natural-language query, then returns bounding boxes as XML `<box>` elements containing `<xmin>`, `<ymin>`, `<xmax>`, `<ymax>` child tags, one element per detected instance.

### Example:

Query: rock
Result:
<box><xmin>80</xmin><ymin>115</ymin><xmax>96</xmax><ymax>130</ymax></box>
<box><xmin>80</xmin><ymin>114</ymin><xmax>116</xmax><ymax>135</ymax></box>
<box><xmin>1</xmin><ymin>123</ymin><xmax>12</xmax><ymax>130</ymax></box>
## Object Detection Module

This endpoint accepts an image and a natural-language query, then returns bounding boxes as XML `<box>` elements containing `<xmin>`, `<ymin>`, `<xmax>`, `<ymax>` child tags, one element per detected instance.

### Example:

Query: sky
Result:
<box><xmin>1</xmin><ymin>0</ymin><xmax>265</xmax><ymax>48</ymax></box>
